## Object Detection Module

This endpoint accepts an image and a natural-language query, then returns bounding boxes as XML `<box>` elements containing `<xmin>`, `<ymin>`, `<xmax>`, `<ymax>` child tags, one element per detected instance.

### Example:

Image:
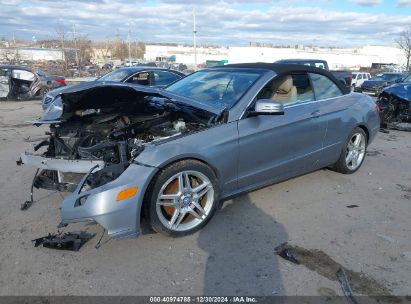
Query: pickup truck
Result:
<box><xmin>275</xmin><ymin>59</ymin><xmax>352</xmax><ymax>88</ymax></box>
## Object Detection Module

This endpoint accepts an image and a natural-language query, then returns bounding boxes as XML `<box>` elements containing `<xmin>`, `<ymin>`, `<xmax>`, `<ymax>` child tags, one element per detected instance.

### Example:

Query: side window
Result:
<box><xmin>12</xmin><ymin>69</ymin><xmax>36</xmax><ymax>81</ymax></box>
<box><xmin>358</xmin><ymin>74</ymin><xmax>363</xmax><ymax>80</ymax></box>
<box><xmin>0</xmin><ymin>68</ymin><xmax>9</xmax><ymax>76</ymax></box>
<box><xmin>309</xmin><ymin>73</ymin><xmax>342</xmax><ymax>100</ymax></box>
<box><xmin>153</xmin><ymin>71</ymin><xmax>180</xmax><ymax>86</ymax></box>
<box><xmin>315</xmin><ymin>63</ymin><xmax>325</xmax><ymax>69</ymax></box>
<box><xmin>256</xmin><ymin>73</ymin><xmax>314</xmax><ymax>105</ymax></box>
<box><xmin>352</xmin><ymin>74</ymin><xmax>357</xmax><ymax>80</ymax></box>
<box><xmin>127</xmin><ymin>72</ymin><xmax>150</xmax><ymax>85</ymax></box>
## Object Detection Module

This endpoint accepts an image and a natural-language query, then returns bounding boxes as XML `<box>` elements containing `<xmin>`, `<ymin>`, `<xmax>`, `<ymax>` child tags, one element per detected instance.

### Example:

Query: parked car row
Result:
<box><xmin>358</xmin><ymin>72</ymin><xmax>405</xmax><ymax>96</ymax></box>
<box><xmin>41</xmin><ymin>66</ymin><xmax>185</xmax><ymax>109</ymax></box>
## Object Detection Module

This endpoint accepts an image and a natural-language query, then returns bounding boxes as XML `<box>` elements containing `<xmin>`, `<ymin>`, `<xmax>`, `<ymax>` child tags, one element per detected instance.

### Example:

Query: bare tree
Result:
<box><xmin>56</xmin><ymin>24</ymin><xmax>69</xmax><ymax>71</ymax></box>
<box><xmin>397</xmin><ymin>26</ymin><xmax>411</xmax><ymax>72</ymax></box>
<box><xmin>76</xmin><ymin>35</ymin><xmax>92</xmax><ymax>65</ymax></box>
<box><xmin>0</xmin><ymin>48</ymin><xmax>20</xmax><ymax>64</ymax></box>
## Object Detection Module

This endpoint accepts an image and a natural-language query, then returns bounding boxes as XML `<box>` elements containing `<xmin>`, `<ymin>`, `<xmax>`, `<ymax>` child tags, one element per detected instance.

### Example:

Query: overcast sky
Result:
<box><xmin>1</xmin><ymin>0</ymin><xmax>411</xmax><ymax>47</ymax></box>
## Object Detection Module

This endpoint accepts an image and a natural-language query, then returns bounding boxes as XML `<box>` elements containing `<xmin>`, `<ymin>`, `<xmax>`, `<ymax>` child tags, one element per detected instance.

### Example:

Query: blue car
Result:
<box><xmin>377</xmin><ymin>73</ymin><xmax>411</xmax><ymax>128</ymax></box>
<box><xmin>20</xmin><ymin>63</ymin><xmax>380</xmax><ymax>239</ymax></box>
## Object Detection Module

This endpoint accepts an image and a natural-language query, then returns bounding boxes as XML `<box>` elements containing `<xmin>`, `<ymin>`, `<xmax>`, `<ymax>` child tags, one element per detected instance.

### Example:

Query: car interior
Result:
<box><xmin>10</xmin><ymin>69</ymin><xmax>36</xmax><ymax>98</ymax></box>
<box><xmin>257</xmin><ymin>73</ymin><xmax>314</xmax><ymax>104</ymax></box>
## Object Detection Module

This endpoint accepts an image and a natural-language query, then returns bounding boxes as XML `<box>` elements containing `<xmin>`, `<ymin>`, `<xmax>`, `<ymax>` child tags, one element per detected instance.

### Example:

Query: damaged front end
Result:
<box><xmin>19</xmin><ymin>83</ymin><xmax>220</xmax><ymax>239</ymax></box>
<box><xmin>377</xmin><ymin>83</ymin><xmax>411</xmax><ymax>131</ymax></box>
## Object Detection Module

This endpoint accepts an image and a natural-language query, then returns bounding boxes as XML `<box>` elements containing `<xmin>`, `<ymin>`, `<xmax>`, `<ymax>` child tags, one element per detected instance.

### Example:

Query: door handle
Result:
<box><xmin>310</xmin><ymin>110</ymin><xmax>321</xmax><ymax>118</ymax></box>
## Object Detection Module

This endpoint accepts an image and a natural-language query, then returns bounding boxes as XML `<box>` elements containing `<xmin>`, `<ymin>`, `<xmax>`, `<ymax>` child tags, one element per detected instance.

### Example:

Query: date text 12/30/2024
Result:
<box><xmin>149</xmin><ymin>297</ymin><xmax>258</xmax><ymax>303</ymax></box>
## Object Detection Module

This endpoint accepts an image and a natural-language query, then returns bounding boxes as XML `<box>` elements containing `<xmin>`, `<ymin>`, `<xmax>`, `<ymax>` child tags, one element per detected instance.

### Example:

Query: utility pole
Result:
<box><xmin>193</xmin><ymin>8</ymin><xmax>197</xmax><ymax>71</ymax></box>
<box><xmin>128</xmin><ymin>30</ymin><xmax>132</xmax><ymax>65</ymax></box>
<box><xmin>72</xmin><ymin>24</ymin><xmax>79</xmax><ymax>70</ymax></box>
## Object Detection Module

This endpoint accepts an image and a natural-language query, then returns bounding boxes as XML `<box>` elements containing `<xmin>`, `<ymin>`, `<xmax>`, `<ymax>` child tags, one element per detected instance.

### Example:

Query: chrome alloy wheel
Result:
<box><xmin>156</xmin><ymin>170</ymin><xmax>214</xmax><ymax>232</ymax></box>
<box><xmin>345</xmin><ymin>132</ymin><xmax>366</xmax><ymax>170</ymax></box>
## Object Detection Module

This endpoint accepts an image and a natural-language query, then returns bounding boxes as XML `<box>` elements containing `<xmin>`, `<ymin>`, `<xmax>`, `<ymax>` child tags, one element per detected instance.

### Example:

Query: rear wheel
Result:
<box><xmin>333</xmin><ymin>127</ymin><xmax>367</xmax><ymax>174</ymax></box>
<box><xmin>146</xmin><ymin>160</ymin><xmax>219</xmax><ymax>237</ymax></box>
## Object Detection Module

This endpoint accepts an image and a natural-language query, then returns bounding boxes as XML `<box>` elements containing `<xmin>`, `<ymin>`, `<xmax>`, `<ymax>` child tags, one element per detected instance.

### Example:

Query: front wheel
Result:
<box><xmin>332</xmin><ymin>127</ymin><xmax>367</xmax><ymax>174</ymax></box>
<box><xmin>146</xmin><ymin>160</ymin><xmax>219</xmax><ymax>237</ymax></box>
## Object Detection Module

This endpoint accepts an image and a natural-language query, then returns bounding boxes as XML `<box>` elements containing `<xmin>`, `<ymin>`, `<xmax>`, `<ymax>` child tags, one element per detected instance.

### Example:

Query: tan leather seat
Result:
<box><xmin>271</xmin><ymin>75</ymin><xmax>297</xmax><ymax>103</ymax></box>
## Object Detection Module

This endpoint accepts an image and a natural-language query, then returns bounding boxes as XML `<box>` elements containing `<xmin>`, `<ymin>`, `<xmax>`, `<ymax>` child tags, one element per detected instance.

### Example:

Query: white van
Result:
<box><xmin>352</xmin><ymin>72</ymin><xmax>371</xmax><ymax>88</ymax></box>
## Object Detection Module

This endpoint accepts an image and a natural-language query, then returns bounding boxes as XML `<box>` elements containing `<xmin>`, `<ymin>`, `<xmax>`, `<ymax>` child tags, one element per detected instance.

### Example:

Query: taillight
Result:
<box><xmin>55</xmin><ymin>79</ymin><xmax>66</xmax><ymax>85</ymax></box>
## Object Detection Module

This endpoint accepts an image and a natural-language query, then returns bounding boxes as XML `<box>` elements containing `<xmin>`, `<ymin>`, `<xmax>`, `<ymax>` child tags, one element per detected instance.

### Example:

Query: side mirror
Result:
<box><xmin>248</xmin><ymin>99</ymin><xmax>285</xmax><ymax>116</ymax></box>
<box><xmin>395</xmin><ymin>78</ymin><xmax>403</xmax><ymax>83</ymax></box>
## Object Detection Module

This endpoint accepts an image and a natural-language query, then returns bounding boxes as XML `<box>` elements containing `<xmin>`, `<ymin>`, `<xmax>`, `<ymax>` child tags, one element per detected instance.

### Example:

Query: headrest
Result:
<box><xmin>276</xmin><ymin>75</ymin><xmax>293</xmax><ymax>94</ymax></box>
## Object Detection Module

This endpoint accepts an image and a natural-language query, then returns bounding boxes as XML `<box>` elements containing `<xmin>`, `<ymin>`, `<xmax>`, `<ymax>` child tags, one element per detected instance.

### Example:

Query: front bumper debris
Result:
<box><xmin>33</xmin><ymin>231</ymin><xmax>95</xmax><ymax>251</ymax></box>
<box><xmin>60</xmin><ymin>163</ymin><xmax>158</xmax><ymax>240</ymax></box>
<box><xmin>20</xmin><ymin>152</ymin><xmax>105</xmax><ymax>173</ymax></box>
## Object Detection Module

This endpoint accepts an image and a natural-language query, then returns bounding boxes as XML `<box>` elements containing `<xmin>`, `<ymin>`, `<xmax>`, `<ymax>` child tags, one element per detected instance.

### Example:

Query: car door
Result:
<box><xmin>237</xmin><ymin>72</ymin><xmax>327</xmax><ymax>190</ymax></box>
<box><xmin>352</xmin><ymin>74</ymin><xmax>357</xmax><ymax>87</ymax></box>
<box><xmin>309</xmin><ymin>72</ymin><xmax>349</xmax><ymax>166</ymax></box>
<box><xmin>0</xmin><ymin>68</ymin><xmax>10</xmax><ymax>98</ymax></box>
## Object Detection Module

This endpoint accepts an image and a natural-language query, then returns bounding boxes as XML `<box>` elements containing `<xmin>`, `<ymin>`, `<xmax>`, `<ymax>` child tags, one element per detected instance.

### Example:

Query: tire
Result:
<box><xmin>332</xmin><ymin>127</ymin><xmax>367</xmax><ymax>174</ymax></box>
<box><xmin>39</xmin><ymin>88</ymin><xmax>50</xmax><ymax>99</ymax></box>
<box><xmin>146</xmin><ymin>160</ymin><xmax>219</xmax><ymax>237</ymax></box>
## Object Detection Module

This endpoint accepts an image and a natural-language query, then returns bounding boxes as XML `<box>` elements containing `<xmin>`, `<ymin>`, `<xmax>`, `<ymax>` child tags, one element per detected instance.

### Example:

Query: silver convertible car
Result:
<box><xmin>19</xmin><ymin>63</ymin><xmax>380</xmax><ymax>240</ymax></box>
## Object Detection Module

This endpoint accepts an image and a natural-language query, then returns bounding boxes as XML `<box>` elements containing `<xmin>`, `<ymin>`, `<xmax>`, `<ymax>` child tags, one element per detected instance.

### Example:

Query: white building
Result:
<box><xmin>144</xmin><ymin>45</ymin><xmax>229</xmax><ymax>67</ymax></box>
<box><xmin>0</xmin><ymin>47</ymin><xmax>66</xmax><ymax>62</ymax></box>
<box><xmin>228</xmin><ymin>45</ymin><xmax>405</xmax><ymax>70</ymax></box>
<box><xmin>144</xmin><ymin>44</ymin><xmax>406</xmax><ymax>70</ymax></box>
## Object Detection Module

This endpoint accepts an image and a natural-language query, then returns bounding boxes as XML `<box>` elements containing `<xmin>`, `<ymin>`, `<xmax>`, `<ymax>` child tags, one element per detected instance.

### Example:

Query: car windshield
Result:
<box><xmin>403</xmin><ymin>74</ymin><xmax>411</xmax><ymax>83</ymax></box>
<box><xmin>165</xmin><ymin>69</ymin><xmax>262</xmax><ymax>109</ymax></box>
<box><xmin>98</xmin><ymin>69</ymin><xmax>130</xmax><ymax>82</ymax></box>
<box><xmin>371</xmin><ymin>74</ymin><xmax>402</xmax><ymax>81</ymax></box>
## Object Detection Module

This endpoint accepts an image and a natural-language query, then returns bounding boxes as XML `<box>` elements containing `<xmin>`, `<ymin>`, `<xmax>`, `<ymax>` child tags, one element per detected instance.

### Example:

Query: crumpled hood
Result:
<box><xmin>37</xmin><ymin>81</ymin><xmax>222</xmax><ymax>123</ymax></box>
<box><xmin>382</xmin><ymin>83</ymin><xmax>411</xmax><ymax>102</ymax></box>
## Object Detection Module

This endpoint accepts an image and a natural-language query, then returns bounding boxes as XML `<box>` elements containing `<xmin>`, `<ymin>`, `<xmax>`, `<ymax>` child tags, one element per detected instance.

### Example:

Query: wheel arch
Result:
<box><xmin>355</xmin><ymin>124</ymin><xmax>369</xmax><ymax>143</ymax></box>
<box><xmin>140</xmin><ymin>156</ymin><xmax>221</xmax><ymax>220</ymax></box>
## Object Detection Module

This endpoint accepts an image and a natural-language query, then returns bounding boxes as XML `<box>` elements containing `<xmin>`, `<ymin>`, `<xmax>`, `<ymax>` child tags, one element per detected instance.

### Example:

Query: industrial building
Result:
<box><xmin>144</xmin><ymin>44</ymin><xmax>406</xmax><ymax>71</ymax></box>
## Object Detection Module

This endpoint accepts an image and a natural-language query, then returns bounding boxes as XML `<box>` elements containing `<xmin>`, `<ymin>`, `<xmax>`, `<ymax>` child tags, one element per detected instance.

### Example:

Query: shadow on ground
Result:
<box><xmin>198</xmin><ymin>194</ymin><xmax>288</xmax><ymax>295</ymax></box>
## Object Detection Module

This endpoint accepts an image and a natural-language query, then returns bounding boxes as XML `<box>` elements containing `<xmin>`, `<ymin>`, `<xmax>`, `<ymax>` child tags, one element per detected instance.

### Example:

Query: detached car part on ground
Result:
<box><xmin>18</xmin><ymin>63</ymin><xmax>380</xmax><ymax>240</ymax></box>
<box><xmin>376</xmin><ymin>73</ymin><xmax>411</xmax><ymax>130</ymax></box>
<box><xmin>0</xmin><ymin>65</ymin><xmax>66</xmax><ymax>100</ymax></box>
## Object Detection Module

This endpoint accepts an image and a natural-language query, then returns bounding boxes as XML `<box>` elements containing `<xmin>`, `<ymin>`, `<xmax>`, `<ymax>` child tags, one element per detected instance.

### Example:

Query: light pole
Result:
<box><xmin>128</xmin><ymin>30</ymin><xmax>131</xmax><ymax>65</ymax></box>
<box><xmin>72</xmin><ymin>24</ymin><xmax>79</xmax><ymax>70</ymax></box>
<box><xmin>193</xmin><ymin>8</ymin><xmax>197</xmax><ymax>71</ymax></box>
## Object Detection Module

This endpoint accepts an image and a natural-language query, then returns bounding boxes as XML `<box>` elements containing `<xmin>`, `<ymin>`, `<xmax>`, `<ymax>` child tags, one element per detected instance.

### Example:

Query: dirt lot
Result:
<box><xmin>0</xmin><ymin>100</ymin><xmax>410</xmax><ymax>296</ymax></box>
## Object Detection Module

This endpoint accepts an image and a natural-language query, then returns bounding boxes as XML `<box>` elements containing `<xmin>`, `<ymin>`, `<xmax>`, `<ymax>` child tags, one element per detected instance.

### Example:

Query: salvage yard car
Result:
<box><xmin>360</xmin><ymin>72</ymin><xmax>404</xmax><ymax>96</ymax></box>
<box><xmin>18</xmin><ymin>63</ymin><xmax>380</xmax><ymax>240</ymax></box>
<box><xmin>0</xmin><ymin>65</ymin><xmax>66</xmax><ymax>100</ymax></box>
<box><xmin>376</xmin><ymin>73</ymin><xmax>411</xmax><ymax>129</ymax></box>
<box><xmin>42</xmin><ymin>66</ymin><xmax>185</xmax><ymax>109</ymax></box>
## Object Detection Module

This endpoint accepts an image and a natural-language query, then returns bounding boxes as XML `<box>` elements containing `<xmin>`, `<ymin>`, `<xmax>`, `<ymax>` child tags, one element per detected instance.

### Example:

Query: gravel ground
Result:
<box><xmin>0</xmin><ymin>100</ymin><xmax>410</xmax><ymax>296</ymax></box>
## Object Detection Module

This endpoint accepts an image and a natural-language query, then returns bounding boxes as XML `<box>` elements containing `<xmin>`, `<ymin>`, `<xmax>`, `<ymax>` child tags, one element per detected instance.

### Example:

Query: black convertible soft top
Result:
<box><xmin>220</xmin><ymin>63</ymin><xmax>350</xmax><ymax>94</ymax></box>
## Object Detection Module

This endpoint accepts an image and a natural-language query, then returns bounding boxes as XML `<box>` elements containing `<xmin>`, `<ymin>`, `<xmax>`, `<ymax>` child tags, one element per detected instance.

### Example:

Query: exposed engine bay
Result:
<box><xmin>20</xmin><ymin>84</ymin><xmax>221</xmax><ymax>194</ymax></box>
<box><xmin>33</xmin><ymin>108</ymin><xmax>207</xmax><ymax>191</ymax></box>
<box><xmin>377</xmin><ymin>86</ymin><xmax>411</xmax><ymax>131</ymax></box>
